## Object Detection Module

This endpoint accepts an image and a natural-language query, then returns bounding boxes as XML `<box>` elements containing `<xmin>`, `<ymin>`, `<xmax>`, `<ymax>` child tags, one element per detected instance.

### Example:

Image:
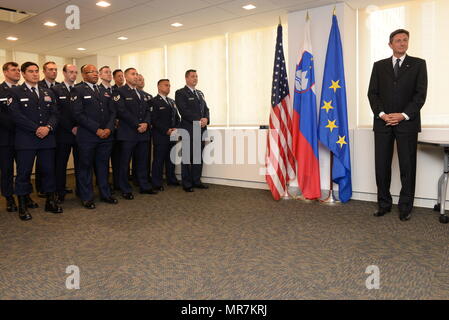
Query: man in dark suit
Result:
<box><xmin>368</xmin><ymin>29</ymin><xmax>428</xmax><ymax>221</ymax></box>
<box><xmin>36</xmin><ymin>61</ymin><xmax>60</xmax><ymax>198</ymax></box>
<box><xmin>151</xmin><ymin>79</ymin><xmax>181</xmax><ymax>191</ymax></box>
<box><xmin>175</xmin><ymin>69</ymin><xmax>210</xmax><ymax>192</ymax></box>
<box><xmin>110</xmin><ymin>68</ymin><xmax>124</xmax><ymax>191</ymax></box>
<box><xmin>9</xmin><ymin>62</ymin><xmax>63</xmax><ymax>221</ymax></box>
<box><xmin>113</xmin><ymin>68</ymin><xmax>156</xmax><ymax>199</ymax></box>
<box><xmin>135</xmin><ymin>73</ymin><xmax>153</xmax><ymax>185</ymax></box>
<box><xmin>0</xmin><ymin>62</ymin><xmax>20</xmax><ymax>212</ymax></box>
<box><xmin>71</xmin><ymin>64</ymin><xmax>118</xmax><ymax>209</ymax></box>
<box><xmin>51</xmin><ymin>64</ymin><xmax>79</xmax><ymax>203</ymax></box>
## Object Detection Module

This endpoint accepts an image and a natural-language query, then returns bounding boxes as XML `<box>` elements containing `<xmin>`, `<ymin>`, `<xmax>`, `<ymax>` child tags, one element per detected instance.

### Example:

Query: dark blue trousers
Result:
<box><xmin>55</xmin><ymin>142</ymin><xmax>79</xmax><ymax>196</ymax></box>
<box><xmin>181</xmin><ymin>138</ymin><xmax>205</xmax><ymax>189</ymax></box>
<box><xmin>15</xmin><ymin>148</ymin><xmax>56</xmax><ymax>196</ymax></box>
<box><xmin>111</xmin><ymin>140</ymin><xmax>120</xmax><ymax>190</ymax></box>
<box><xmin>152</xmin><ymin>142</ymin><xmax>178</xmax><ymax>187</ymax></box>
<box><xmin>0</xmin><ymin>145</ymin><xmax>15</xmax><ymax>197</ymax></box>
<box><xmin>77</xmin><ymin>141</ymin><xmax>113</xmax><ymax>201</ymax></box>
<box><xmin>119</xmin><ymin>140</ymin><xmax>151</xmax><ymax>193</ymax></box>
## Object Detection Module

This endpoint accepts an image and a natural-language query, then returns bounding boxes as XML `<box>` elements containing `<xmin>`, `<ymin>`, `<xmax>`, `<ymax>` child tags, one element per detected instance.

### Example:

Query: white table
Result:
<box><xmin>418</xmin><ymin>139</ymin><xmax>449</xmax><ymax>224</ymax></box>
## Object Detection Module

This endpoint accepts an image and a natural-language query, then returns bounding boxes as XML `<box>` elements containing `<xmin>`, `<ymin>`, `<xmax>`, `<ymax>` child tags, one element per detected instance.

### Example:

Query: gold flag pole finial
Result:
<box><xmin>333</xmin><ymin>5</ymin><xmax>336</xmax><ymax>15</ymax></box>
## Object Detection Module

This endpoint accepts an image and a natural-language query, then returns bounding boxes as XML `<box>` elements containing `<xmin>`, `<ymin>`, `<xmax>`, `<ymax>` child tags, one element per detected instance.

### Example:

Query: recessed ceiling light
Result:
<box><xmin>44</xmin><ymin>21</ymin><xmax>57</xmax><ymax>27</ymax></box>
<box><xmin>6</xmin><ymin>36</ymin><xmax>18</xmax><ymax>41</ymax></box>
<box><xmin>242</xmin><ymin>4</ymin><xmax>256</xmax><ymax>10</ymax></box>
<box><xmin>77</xmin><ymin>48</ymin><xmax>86</xmax><ymax>51</ymax></box>
<box><xmin>117</xmin><ymin>36</ymin><xmax>128</xmax><ymax>40</ymax></box>
<box><xmin>171</xmin><ymin>22</ymin><xmax>183</xmax><ymax>27</ymax></box>
<box><xmin>96</xmin><ymin>1</ymin><xmax>111</xmax><ymax>8</ymax></box>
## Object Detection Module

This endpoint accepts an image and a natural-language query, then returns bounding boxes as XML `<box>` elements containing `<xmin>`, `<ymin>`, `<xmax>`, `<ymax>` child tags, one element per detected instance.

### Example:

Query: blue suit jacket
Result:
<box><xmin>0</xmin><ymin>82</ymin><xmax>15</xmax><ymax>147</ymax></box>
<box><xmin>113</xmin><ymin>84</ymin><xmax>152</xmax><ymax>142</ymax></box>
<box><xmin>9</xmin><ymin>83</ymin><xmax>59</xmax><ymax>150</ymax></box>
<box><xmin>71</xmin><ymin>82</ymin><xmax>116</xmax><ymax>143</ymax></box>
<box><xmin>150</xmin><ymin>94</ymin><xmax>180</xmax><ymax>145</ymax></box>
<box><xmin>51</xmin><ymin>83</ymin><xmax>77</xmax><ymax>144</ymax></box>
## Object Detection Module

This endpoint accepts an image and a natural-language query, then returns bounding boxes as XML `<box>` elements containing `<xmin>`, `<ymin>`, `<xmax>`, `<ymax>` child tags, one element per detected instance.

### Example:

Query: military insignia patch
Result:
<box><xmin>44</xmin><ymin>96</ymin><xmax>52</xmax><ymax>102</ymax></box>
<box><xmin>71</xmin><ymin>96</ymin><xmax>78</xmax><ymax>101</ymax></box>
<box><xmin>7</xmin><ymin>98</ymin><xmax>12</xmax><ymax>106</ymax></box>
<box><xmin>104</xmin><ymin>93</ymin><xmax>110</xmax><ymax>98</ymax></box>
<box><xmin>113</xmin><ymin>95</ymin><xmax>120</xmax><ymax>102</ymax></box>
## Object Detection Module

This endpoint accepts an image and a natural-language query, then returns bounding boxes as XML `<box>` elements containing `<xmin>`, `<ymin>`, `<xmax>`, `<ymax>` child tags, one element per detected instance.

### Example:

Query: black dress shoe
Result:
<box><xmin>82</xmin><ymin>200</ymin><xmax>96</xmax><ymax>209</ymax></box>
<box><xmin>45</xmin><ymin>194</ymin><xmax>63</xmax><ymax>214</ymax></box>
<box><xmin>18</xmin><ymin>196</ymin><xmax>32</xmax><ymax>221</ymax></box>
<box><xmin>121</xmin><ymin>193</ymin><xmax>134</xmax><ymax>200</ymax></box>
<box><xmin>56</xmin><ymin>193</ymin><xmax>65</xmax><ymax>204</ymax></box>
<box><xmin>153</xmin><ymin>186</ymin><xmax>164</xmax><ymax>192</ymax></box>
<box><xmin>193</xmin><ymin>183</ymin><xmax>209</xmax><ymax>189</ymax></box>
<box><xmin>373</xmin><ymin>208</ymin><xmax>391</xmax><ymax>217</ymax></box>
<box><xmin>183</xmin><ymin>187</ymin><xmax>194</xmax><ymax>192</ymax></box>
<box><xmin>167</xmin><ymin>181</ymin><xmax>180</xmax><ymax>186</ymax></box>
<box><xmin>6</xmin><ymin>196</ymin><xmax>18</xmax><ymax>212</ymax></box>
<box><xmin>26</xmin><ymin>195</ymin><xmax>39</xmax><ymax>209</ymax></box>
<box><xmin>19</xmin><ymin>210</ymin><xmax>32</xmax><ymax>221</ymax></box>
<box><xmin>399</xmin><ymin>211</ymin><xmax>411</xmax><ymax>221</ymax></box>
<box><xmin>101</xmin><ymin>196</ymin><xmax>118</xmax><ymax>204</ymax></box>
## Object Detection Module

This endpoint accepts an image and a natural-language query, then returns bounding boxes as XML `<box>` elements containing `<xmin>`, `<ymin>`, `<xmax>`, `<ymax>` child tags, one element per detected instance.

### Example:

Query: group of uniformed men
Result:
<box><xmin>0</xmin><ymin>61</ymin><xmax>210</xmax><ymax>221</ymax></box>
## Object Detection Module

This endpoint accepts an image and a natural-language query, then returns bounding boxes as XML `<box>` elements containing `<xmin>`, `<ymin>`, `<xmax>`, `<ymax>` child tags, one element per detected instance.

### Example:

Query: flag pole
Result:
<box><xmin>320</xmin><ymin>151</ymin><xmax>340</xmax><ymax>204</ymax></box>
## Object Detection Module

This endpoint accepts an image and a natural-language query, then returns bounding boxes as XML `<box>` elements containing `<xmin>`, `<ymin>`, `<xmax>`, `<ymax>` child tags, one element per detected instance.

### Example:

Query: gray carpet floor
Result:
<box><xmin>0</xmin><ymin>177</ymin><xmax>448</xmax><ymax>300</ymax></box>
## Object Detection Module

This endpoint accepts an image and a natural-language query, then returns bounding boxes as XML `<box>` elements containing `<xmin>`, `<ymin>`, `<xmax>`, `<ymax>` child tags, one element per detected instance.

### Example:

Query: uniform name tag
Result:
<box><xmin>0</xmin><ymin>98</ymin><xmax>7</xmax><ymax>101</ymax></box>
<box><xmin>20</xmin><ymin>98</ymin><xmax>29</xmax><ymax>102</ymax></box>
<box><xmin>59</xmin><ymin>96</ymin><xmax>67</xmax><ymax>99</ymax></box>
<box><xmin>126</xmin><ymin>97</ymin><xmax>133</xmax><ymax>101</ymax></box>
<box><xmin>188</xmin><ymin>97</ymin><xmax>195</xmax><ymax>101</ymax></box>
<box><xmin>84</xmin><ymin>96</ymin><xmax>92</xmax><ymax>99</ymax></box>
<box><xmin>160</xmin><ymin>107</ymin><xmax>166</xmax><ymax>110</ymax></box>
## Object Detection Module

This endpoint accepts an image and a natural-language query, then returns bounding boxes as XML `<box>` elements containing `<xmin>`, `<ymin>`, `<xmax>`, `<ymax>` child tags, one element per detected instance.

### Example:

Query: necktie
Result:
<box><xmin>194</xmin><ymin>90</ymin><xmax>205</xmax><ymax>116</ymax></box>
<box><xmin>93</xmin><ymin>84</ymin><xmax>100</xmax><ymax>97</ymax></box>
<box><xmin>69</xmin><ymin>85</ymin><xmax>73</xmax><ymax>92</ymax></box>
<box><xmin>50</xmin><ymin>83</ymin><xmax>54</xmax><ymax>88</ymax></box>
<box><xmin>167</xmin><ymin>99</ymin><xmax>176</xmax><ymax>127</ymax></box>
<box><xmin>31</xmin><ymin>87</ymin><xmax>39</xmax><ymax>99</ymax></box>
<box><xmin>135</xmin><ymin>89</ymin><xmax>141</xmax><ymax>101</ymax></box>
<box><xmin>11</xmin><ymin>85</ymin><xmax>17</xmax><ymax>88</ymax></box>
<box><xmin>394</xmin><ymin>58</ymin><xmax>400</xmax><ymax>78</ymax></box>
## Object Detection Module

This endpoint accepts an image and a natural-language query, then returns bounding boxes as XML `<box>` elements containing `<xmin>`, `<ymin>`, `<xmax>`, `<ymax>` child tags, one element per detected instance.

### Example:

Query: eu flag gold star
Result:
<box><xmin>329</xmin><ymin>80</ymin><xmax>341</xmax><ymax>93</ymax></box>
<box><xmin>321</xmin><ymin>100</ymin><xmax>333</xmax><ymax>113</ymax></box>
<box><xmin>326</xmin><ymin>119</ymin><xmax>338</xmax><ymax>132</ymax></box>
<box><xmin>336</xmin><ymin>135</ymin><xmax>347</xmax><ymax>148</ymax></box>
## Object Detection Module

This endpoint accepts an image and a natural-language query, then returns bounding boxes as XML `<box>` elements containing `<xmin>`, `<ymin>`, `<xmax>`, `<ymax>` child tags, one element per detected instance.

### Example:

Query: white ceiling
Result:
<box><xmin>0</xmin><ymin>0</ymin><xmax>406</xmax><ymax>58</ymax></box>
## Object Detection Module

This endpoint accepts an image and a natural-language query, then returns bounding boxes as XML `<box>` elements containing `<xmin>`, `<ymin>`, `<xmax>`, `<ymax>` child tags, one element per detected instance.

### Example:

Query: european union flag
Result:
<box><xmin>318</xmin><ymin>14</ymin><xmax>352</xmax><ymax>203</ymax></box>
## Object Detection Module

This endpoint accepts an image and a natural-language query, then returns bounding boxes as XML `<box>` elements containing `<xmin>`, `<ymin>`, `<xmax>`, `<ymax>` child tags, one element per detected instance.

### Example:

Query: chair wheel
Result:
<box><xmin>434</xmin><ymin>204</ymin><xmax>441</xmax><ymax>212</ymax></box>
<box><xmin>439</xmin><ymin>215</ymin><xmax>449</xmax><ymax>224</ymax></box>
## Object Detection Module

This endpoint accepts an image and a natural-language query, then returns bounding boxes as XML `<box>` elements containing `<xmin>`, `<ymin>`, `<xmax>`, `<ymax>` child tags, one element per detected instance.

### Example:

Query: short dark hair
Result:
<box><xmin>157</xmin><ymin>79</ymin><xmax>170</xmax><ymax>86</ymax></box>
<box><xmin>113</xmin><ymin>69</ymin><xmax>123</xmax><ymax>77</ymax></box>
<box><xmin>185</xmin><ymin>69</ymin><xmax>196</xmax><ymax>78</ymax></box>
<box><xmin>124</xmin><ymin>67</ymin><xmax>136</xmax><ymax>74</ymax></box>
<box><xmin>21</xmin><ymin>61</ymin><xmax>39</xmax><ymax>73</ymax></box>
<box><xmin>80</xmin><ymin>64</ymin><xmax>87</xmax><ymax>73</ymax></box>
<box><xmin>43</xmin><ymin>61</ymin><xmax>57</xmax><ymax>71</ymax></box>
<box><xmin>2</xmin><ymin>61</ymin><xmax>19</xmax><ymax>71</ymax></box>
<box><xmin>99</xmin><ymin>65</ymin><xmax>110</xmax><ymax>73</ymax></box>
<box><xmin>389</xmin><ymin>29</ymin><xmax>409</xmax><ymax>43</ymax></box>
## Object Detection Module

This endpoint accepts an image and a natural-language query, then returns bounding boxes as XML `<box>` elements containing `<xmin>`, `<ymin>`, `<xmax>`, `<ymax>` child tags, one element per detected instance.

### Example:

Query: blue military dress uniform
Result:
<box><xmin>150</xmin><ymin>94</ymin><xmax>181</xmax><ymax>188</ymax></box>
<box><xmin>113</xmin><ymin>84</ymin><xmax>153</xmax><ymax>194</ymax></box>
<box><xmin>51</xmin><ymin>83</ymin><xmax>79</xmax><ymax>200</ymax></box>
<box><xmin>175</xmin><ymin>86</ymin><xmax>210</xmax><ymax>189</ymax></box>
<box><xmin>0</xmin><ymin>82</ymin><xmax>16</xmax><ymax>203</ymax></box>
<box><xmin>71</xmin><ymin>82</ymin><xmax>116</xmax><ymax>202</ymax></box>
<box><xmin>9</xmin><ymin>83</ymin><xmax>59</xmax><ymax>196</ymax></box>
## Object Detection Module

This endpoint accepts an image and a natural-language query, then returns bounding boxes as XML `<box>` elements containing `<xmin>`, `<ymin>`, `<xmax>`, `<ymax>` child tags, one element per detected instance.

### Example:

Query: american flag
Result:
<box><xmin>266</xmin><ymin>23</ymin><xmax>296</xmax><ymax>200</ymax></box>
